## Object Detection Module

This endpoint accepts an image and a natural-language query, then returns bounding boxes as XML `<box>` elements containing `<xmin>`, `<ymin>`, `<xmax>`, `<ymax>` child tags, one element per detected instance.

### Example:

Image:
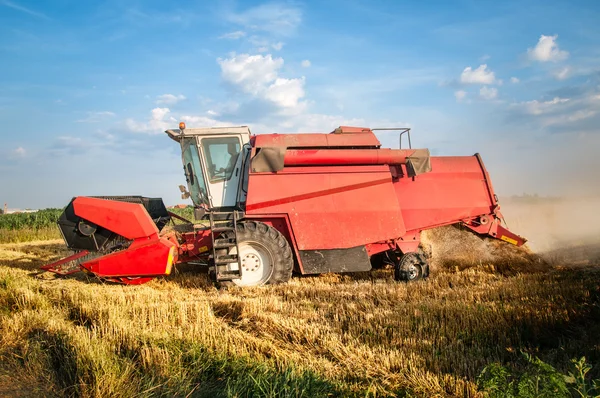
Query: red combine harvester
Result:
<box><xmin>42</xmin><ymin>124</ymin><xmax>526</xmax><ymax>286</ymax></box>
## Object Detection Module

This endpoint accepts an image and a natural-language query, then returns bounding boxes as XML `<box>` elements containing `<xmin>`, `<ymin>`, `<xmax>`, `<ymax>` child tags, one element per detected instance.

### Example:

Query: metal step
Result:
<box><xmin>215</xmin><ymin>255</ymin><xmax>239</xmax><ymax>265</ymax></box>
<box><xmin>212</xmin><ymin>225</ymin><xmax>235</xmax><ymax>233</ymax></box>
<box><xmin>216</xmin><ymin>271</ymin><xmax>242</xmax><ymax>281</ymax></box>
<box><xmin>214</xmin><ymin>239</ymin><xmax>237</xmax><ymax>249</ymax></box>
<box><xmin>209</xmin><ymin>210</ymin><xmax>242</xmax><ymax>282</ymax></box>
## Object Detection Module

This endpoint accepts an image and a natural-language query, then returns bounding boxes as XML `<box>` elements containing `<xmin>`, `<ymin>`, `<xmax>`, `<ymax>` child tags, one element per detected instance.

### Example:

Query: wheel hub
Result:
<box><xmin>406</xmin><ymin>263</ymin><xmax>418</xmax><ymax>280</ymax></box>
<box><xmin>231</xmin><ymin>241</ymin><xmax>273</xmax><ymax>287</ymax></box>
<box><xmin>241</xmin><ymin>253</ymin><xmax>261</xmax><ymax>272</ymax></box>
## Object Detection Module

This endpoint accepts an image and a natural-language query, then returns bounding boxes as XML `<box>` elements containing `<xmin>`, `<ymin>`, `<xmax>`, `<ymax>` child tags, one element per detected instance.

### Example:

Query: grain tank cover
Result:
<box><xmin>253</xmin><ymin>126</ymin><xmax>381</xmax><ymax>149</ymax></box>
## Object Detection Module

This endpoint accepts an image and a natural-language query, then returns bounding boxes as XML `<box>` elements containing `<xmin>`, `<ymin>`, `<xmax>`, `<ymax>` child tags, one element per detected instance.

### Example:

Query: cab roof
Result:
<box><xmin>164</xmin><ymin>126</ymin><xmax>252</xmax><ymax>142</ymax></box>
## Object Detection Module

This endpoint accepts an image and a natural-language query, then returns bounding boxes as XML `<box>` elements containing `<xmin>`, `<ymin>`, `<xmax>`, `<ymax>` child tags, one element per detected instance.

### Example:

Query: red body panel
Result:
<box><xmin>175</xmin><ymin>228</ymin><xmax>212</xmax><ymax>263</ymax></box>
<box><xmin>245</xmin><ymin>166</ymin><xmax>406</xmax><ymax>250</ymax></box>
<box><xmin>254</xmin><ymin>126</ymin><xmax>380</xmax><ymax>148</ymax></box>
<box><xmin>73</xmin><ymin>197</ymin><xmax>159</xmax><ymax>240</ymax></box>
<box><xmin>395</xmin><ymin>156</ymin><xmax>496</xmax><ymax>232</ymax></box>
<box><xmin>244</xmin><ymin>128</ymin><xmax>525</xmax><ymax>263</ymax></box>
<box><xmin>81</xmin><ymin>237</ymin><xmax>175</xmax><ymax>277</ymax></box>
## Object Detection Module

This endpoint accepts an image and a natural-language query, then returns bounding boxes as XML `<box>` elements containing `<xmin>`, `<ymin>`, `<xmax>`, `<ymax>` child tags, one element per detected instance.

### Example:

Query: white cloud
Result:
<box><xmin>527</xmin><ymin>34</ymin><xmax>569</xmax><ymax>62</ymax></box>
<box><xmin>75</xmin><ymin>111</ymin><xmax>116</xmax><ymax>123</ymax></box>
<box><xmin>460</xmin><ymin>64</ymin><xmax>495</xmax><ymax>84</ymax></box>
<box><xmin>516</xmin><ymin>97</ymin><xmax>570</xmax><ymax>115</ymax></box>
<box><xmin>263</xmin><ymin>77</ymin><xmax>306</xmax><ymax>108</ymax></box>
<box><xmin>509</xmin><ymin>91</ymin><xmax>600</xmax><ymax>129</ymax></box>
<box><xmin>479</xmin><ymin>86</ymin><xmax>498</xmax><ymax>100</ymax></box>
<box><xmin>301</xmin><ymin>59</ymin><xmax>311</xmax><ymax>68</ymax></box>
<box><xmin>94</xmin><ymin>130</ymin><xmax>116</xmax><ymax>141</ymax></box>
<box><xmin>510</xmin><ymin>77</ymin><xmax>520</xmax><ymax>83</ymax></box>
<box><xmin>454</xmin><ymin>90</ymin><xmax>467</xmax><ymax>101</ymax></box>
<box><xmin>246</xmin><ymin>36</ymin><xmax>283</xmax><ymax>53</ymax></box>
<box><xmin>219</xmin><ymin>31</ymin><xmax>246</xmax><ymax>39</ymax></box>
<box><xmin>567</xmin><ymin>109</ymin><xmax>596</xmax><ymax>122</ymax></box>
<box><xmin>151</xmin><ymin>107</ymin><xmax>170</xmax><ymax>121</ymax></box>
<box><xmin>217</xmin><ymin>53</ymin><xmax>306</xmax><ymax>109</ymax></box>
<box><xmin>156</xmin><ymin>94</ymin><xmax>186</xmax><ymax>105</ymax></box>
<box><xmin>13</xmin><ymin>147</ymin><xmax>25</xmax><ymax>157</ymax></box>
<box><xmin>218</xmin><ymin>53</ymin><xmax>282</xmax><ymax>94</ymax></box>
<box><xmin>554</xmin><ymin>66</ymin><xmax>571</xmax><ymax>80</ymax></box>
<box><xmin>125</xmin><ymin>107</ymin><xmax>173</xmax><ymax>134</ymax></box>
<box><xmin>225</xmin><ymin>3</ymin><xmax>302</xmax><ymax>36</ymax></box>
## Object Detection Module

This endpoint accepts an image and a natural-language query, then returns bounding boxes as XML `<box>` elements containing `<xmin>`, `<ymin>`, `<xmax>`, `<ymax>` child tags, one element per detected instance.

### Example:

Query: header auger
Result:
<box><xmin>42</xmin><ymin>124</ymin><xmax>526</xmax><ymax>287</ymax></box>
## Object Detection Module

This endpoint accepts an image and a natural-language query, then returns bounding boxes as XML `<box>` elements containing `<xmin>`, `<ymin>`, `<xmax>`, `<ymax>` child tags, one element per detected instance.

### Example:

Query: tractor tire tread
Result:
<box><xmin>219</xmin><ymin>221</ymin><xmax>293</xmax><ymax>287</ymax></box>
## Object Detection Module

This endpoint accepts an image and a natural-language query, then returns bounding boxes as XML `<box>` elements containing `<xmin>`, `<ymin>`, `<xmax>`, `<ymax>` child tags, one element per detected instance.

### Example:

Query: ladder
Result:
<box><xmin>208</xmin><ymin>210</ymin><xmax>243</xmax><ymax>282</ymax></box>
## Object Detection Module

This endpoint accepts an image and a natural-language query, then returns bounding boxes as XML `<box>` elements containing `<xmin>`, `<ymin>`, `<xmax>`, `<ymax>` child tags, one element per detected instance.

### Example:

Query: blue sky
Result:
<box><xmin>1</xmin><ymin>0</ymin><xmax>599</xmax><ymax>209</ymax></box>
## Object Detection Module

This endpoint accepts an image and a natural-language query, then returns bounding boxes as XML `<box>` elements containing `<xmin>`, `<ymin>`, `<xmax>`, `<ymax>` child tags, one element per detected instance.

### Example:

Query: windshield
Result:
<box><xmin>201</xmin><ymin>137</ymin><xmax>241</xmax><ymax>183</ymax></box>
<box><xmin>181</xmin><ymin>137</ymin><xmax>209</xmax><ymax>207</ymax></box>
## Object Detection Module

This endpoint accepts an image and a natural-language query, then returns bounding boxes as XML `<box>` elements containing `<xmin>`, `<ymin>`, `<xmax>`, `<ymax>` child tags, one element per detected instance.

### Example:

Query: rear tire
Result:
<box><xmin>394</xmin><ymin>252</ymin><xmax>428</xmax><ymax>282</ymax></box>
<box><xmin>218</xmin><ymin>221</ymin><xmax>294</xmax><ymax>287</ymax></box>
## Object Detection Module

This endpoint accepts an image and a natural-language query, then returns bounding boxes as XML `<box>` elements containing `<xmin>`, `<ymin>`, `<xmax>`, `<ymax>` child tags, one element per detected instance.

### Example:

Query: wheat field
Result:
<box><xmin>1</xmin><ymin>221</ymin><xmax>599</xmax><ymax>397</ymax></box>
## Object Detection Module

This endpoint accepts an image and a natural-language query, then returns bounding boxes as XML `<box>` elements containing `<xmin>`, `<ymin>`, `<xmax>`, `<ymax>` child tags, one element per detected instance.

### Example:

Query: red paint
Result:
<box><xmin>253</xmin><ymin>126</ymin><xmax>380</xmax><ymax>149</ymax></box>
<box><xmin>394</xmin><ymin>156</ymin><xmax>496</xmax><ymax>232</ymax></box>
<box><xmin>283</xmin><ymin>148</ymin><xmax>418</xmax><ymax>167</ymax></box>
<box><xmin>176</xmin><ymin>228</ymin><xmax>213</xmax><ymax>263</ymax></box>
<box><xmin>365</xmin><ymin>242</ymin><xmax>396</xmax><ymax>256</ymax></box>
<box><xmin>245</xmin><ymin>169</ymin><xmax>406</xmax><ymax>250</ymax></box>
<box><xmin>246</xmin><ymin>177</ymin><xmax>391</xmax><ymax>212</ymax></box>
<box><xmin>244</xmin><ymin>128</ymin><xmax>525</xmax><ymax>268</ymax></box>
<box><xmin>73</xmin><ymin>197</ymin><xmax>159</xmax><ymax>240</ymax></box>
<box><xmin>80</xmin><ymin>237</ymin><xmax>175</xmax><ymax>277</ymax></box>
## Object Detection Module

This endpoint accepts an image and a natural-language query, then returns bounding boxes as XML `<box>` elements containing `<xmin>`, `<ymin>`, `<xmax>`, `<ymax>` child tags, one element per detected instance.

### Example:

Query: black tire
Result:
<box><xmin>394</xmin><ymin>252</ymin><xmax>427</xmax><ymax>282</ymax></box>
<box><xmin>218</xmin><ymin>221</ymin><xmax>294</xmax><ymax>287</ymax></box>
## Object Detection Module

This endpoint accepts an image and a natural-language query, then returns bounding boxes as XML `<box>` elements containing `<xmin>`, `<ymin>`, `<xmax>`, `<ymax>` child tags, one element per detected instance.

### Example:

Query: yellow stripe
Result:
<box><xmin>500</xmin><ymin>235</ymin><xmax>518</xmax><ymax>245</ymax></box>
<box><xmin>166</xmin><ymin>246</ymin><xmax>175</xmax><ymax>275</ymax></box>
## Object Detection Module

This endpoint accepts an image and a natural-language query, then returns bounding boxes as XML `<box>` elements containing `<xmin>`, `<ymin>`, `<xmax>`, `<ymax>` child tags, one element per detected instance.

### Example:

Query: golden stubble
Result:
<box><xmin>0</xmin><ymin>223</ymin><xmax>598</xmax><ymax>397</ymax></box>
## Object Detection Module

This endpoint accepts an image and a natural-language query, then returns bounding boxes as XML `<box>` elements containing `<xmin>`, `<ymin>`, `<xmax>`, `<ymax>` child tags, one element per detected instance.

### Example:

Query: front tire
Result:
<box><xmin>219</xmin><ymin>221</ymin><xmax>294</xmax><ymax>287</ymax></box>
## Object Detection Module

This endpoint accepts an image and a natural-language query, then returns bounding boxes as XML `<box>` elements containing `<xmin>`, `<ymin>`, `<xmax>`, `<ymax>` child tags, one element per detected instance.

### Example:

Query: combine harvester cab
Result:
<box><xmin>42</xmin><ymin>124</ymin><xmax>526</xmax><ymax>286</ymax></box>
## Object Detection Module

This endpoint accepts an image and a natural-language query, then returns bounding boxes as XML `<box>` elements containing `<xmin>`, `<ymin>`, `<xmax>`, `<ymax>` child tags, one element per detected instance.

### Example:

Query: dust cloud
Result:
<box><xmin>498</xmin><ymin>195</ymin><xmax>600</xmax><ymax>265</ymax></box>
<box><xmin>419</xmin><ymin>195</ymin><xmax>600</xmax><ymax>272</ymax></box>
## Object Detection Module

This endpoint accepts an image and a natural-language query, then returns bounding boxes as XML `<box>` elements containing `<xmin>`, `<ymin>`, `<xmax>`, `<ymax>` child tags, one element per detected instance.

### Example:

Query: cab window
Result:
<box><xmin>201</xmin><ymin>137</ymin><xmax>241</xmax><ymax>182</ymax></box>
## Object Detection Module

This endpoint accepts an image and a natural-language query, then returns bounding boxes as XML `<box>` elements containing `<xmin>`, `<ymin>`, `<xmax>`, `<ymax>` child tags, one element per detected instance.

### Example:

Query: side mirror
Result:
<box><xmin>179</xmin><ymin>185</ymin><xmax>190</xmax><ymax>199</ymax></box>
